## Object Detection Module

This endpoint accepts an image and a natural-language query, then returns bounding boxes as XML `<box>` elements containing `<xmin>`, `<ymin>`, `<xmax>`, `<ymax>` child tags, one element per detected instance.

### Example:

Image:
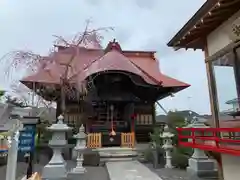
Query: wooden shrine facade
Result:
<box><xmin>60</xmin><ymin>70</ymin><xmax>159</xmax><ymax>148</ymax></box>
<box><xmin>62</xmin><ymin>95</ymin><xmax>155</xmax><ymax>148</ymax></box>
<box><xmin>21</xmin><ymin>40</ymin><xmax>189</xmax><ymax>149</ymax></box>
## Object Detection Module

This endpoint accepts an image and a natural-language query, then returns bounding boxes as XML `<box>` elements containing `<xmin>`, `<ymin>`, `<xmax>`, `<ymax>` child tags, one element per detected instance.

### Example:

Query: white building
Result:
<box><xmin>168</xmin><ymin>1</ymin><xmax>240</xmax><ymax>180</ymax></box>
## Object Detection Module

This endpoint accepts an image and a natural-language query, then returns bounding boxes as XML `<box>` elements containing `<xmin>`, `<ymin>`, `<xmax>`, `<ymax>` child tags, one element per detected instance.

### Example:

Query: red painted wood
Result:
<box><xmin>177</xmin><ymin>127</ymin><xmax>240</xmax><ymax>156</ymax></box>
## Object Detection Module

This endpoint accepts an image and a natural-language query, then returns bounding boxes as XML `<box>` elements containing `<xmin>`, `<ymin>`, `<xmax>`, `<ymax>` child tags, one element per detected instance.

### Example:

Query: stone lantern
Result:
<box><xmin>160</xmin><ymin>124</ymin><xmax>174</xmax><ymax>168</ymax></box>
<box><xmin>185</xmin><ymin>117</ymin><xmax>217</xmax><ymax>178</ymax></box>
<box><xmin>42</xmin><ymin>115</ymin><xmax>72</xmax><ymax>180</ymax></box>
<box><xmin>69</xmin><ymin>124</ymin><xmax>87</xmax><ymax>175</ymax></box>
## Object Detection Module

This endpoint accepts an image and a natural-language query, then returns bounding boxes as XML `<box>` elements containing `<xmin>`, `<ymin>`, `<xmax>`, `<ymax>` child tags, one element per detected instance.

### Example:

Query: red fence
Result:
<box><xmin>177</xmin><ymin>128</ymin><xmax>240</xmax><ymax>156</ymax></box>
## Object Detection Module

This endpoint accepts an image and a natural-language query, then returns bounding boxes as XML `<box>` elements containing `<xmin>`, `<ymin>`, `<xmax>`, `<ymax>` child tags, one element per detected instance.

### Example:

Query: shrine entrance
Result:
<box><xmin>88</xmin><ymin>102</ymin><xmax>132</xmax><ymax>147</ymax></box>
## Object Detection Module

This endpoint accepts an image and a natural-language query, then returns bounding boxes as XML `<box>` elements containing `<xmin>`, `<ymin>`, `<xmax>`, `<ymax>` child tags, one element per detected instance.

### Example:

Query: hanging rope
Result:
<box><xmin>109</xmin><ymin>104</ymin><xmax>116</xmax><ymax>136</ymax></box>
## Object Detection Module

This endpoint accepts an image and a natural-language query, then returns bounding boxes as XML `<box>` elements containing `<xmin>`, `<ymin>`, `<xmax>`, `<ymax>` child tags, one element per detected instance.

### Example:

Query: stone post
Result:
<box><xmin>186</xmin><ymin>117</ymin><xmax>218</xmax><ymax>178</ymax></box>
<box><xmin>5</xmin><ymin>119</ymin><xmax>23</xmax><ymax>180</ymax></box>
<box><xmin>160</xmin><ymin>125</ymin><xmax>174</xmax><ymax>169</ymax></box>
<box><xmin>42</xmin><ymin>115</ymin><xmax>72</xmax><ymax>180</ymax></box>
<box><xmin>6</xmin><ymin>131</ymin><xmax>20</xmax><ymax>180</ymax></box>
<box><xmin>68</xmin><ymin>125</ymin><xmax>87</xmax><ymax>180</ymax></box>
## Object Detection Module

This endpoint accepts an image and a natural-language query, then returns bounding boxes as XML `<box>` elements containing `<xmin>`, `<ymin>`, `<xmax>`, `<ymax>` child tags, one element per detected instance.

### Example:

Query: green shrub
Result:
<box><xmin>149</xmin><ymin>127</ymin><xmax>163</xmax><ymax>148</ymax></box>
<box><xmin>172</xmin><ymin>152</ymin><xmax>189</xmax><ymax>169</ymax></box>
<box><xmin>68</xmin><ymin>138</ymin><xmax>76</xmax><ymax>144</ymax></box>
<box><xmin>172</xmin><ymin>149</ymin><xmax>190</xmax><ymax>169</ymax></box>
<box><xmin>177</xmin><ymin>146</ymin><xmax>193</xmax><ymax>156</ymax></box>
<box><xmin>143</xmin><ymin>147</ymin><xmax>153</xmax><ymax>162</ymax></box>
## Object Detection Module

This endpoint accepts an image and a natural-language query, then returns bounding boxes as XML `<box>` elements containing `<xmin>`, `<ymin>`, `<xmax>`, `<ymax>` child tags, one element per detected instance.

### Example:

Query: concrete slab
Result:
<box><xmin>106</xmin><ymin>161</ymin><xmax>163</xmax><ymax>180</ymax></box>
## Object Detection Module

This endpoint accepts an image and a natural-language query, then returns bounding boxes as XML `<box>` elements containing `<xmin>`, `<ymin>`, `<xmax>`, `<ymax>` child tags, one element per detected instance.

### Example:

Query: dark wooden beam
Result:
<box><xmin>220</xmin><ymin>0</ymin><xmax>240</xmax><ymax>7</ymax></box>
<box><xmin>168</xmin><ymin>0</ymin><xmax>240</xmax><ymax>49</ymax></box>
<box><xmin>210</xmin><ymin>8</ymin><xmax>233</xmax><ymax>18</ymax></box>
<box><xmin>184</xmin><ymin>38</ymin><xmax>205</xmax><ymax>50</ymax></box>
<box><xmin>205</xmin><ymin>41</ymin><xmax>240</xmax><ymax>62</ymax></box>
<box><xmin>167</xmin><ymin>0</ymin><xmax>218</xmax><ymax>46</ymax></box>
<box><xmin>204</xmin><ymin>42</ymin><xmax>220</xmax><ymax>128</ymax></box>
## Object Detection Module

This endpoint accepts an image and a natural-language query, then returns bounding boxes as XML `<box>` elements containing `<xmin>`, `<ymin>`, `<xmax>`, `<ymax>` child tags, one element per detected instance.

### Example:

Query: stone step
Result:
<box><xmin>100</xmin><ymin>152</ymin><xmax>137</xmax><ymax>158</ymax></box>
<box><xmin>94</xmin><ymin>147</ymin><xmax>136</xmax><ymax>152</ymax></box>
<box><xmin>101</xmin><ymin>157</ymin><xmax>135</xmax><ymax>162</ymax></box>
<box><xmin>94</xmin><ymin>147</ymin><xmax>138</xmax><ymax>155</ymax></box>
<box><xmin>93</xmin><ymin>147</ymin><xmax>138</xmax><ymax>163</ymax></box>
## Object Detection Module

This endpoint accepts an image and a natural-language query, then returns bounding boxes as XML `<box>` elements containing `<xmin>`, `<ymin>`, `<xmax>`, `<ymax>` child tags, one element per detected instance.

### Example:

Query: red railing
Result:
<box><xmin>177</xmin><ymin>128</ymin><xmax>240</xmax><ymax>156</ymax></box>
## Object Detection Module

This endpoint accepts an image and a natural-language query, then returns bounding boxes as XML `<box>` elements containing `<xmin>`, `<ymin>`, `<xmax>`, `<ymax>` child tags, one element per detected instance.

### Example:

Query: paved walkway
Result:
<box><xmin>106</xmin><ymin>161</ymin><xmax>162</xmax><ymax>180</ymax></box>
<box><xmin>145</xmin><ymin>164</ymin><xmax>214</xmax><ymax>180</ymax></box>
<box><xmin>0</xmin><ymin>159</ymin><xmax>214</xmax><ymax>180</ymax></box>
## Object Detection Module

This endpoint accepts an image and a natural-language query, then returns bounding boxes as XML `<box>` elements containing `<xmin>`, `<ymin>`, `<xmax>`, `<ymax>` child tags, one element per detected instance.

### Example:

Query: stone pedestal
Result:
<box><xmin>187</xmin><ymin>156</ymin><xmax>218</xmax><ymax>178</ymax></box>
<box><xmin>42</xmin><ymin>115</ymin><xmax>72</xmax><ymax>180</ymax></box>
<box><xmin>186</xmin><ymin>118</ymin><xmax>218</xmax><ymax>178</ymax></box>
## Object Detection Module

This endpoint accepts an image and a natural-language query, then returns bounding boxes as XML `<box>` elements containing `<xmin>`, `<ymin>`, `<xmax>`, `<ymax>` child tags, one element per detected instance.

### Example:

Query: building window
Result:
<box><xmin>136</xmin><ymin>114</ymin><xmax>153</xmax><ymax>125</ymax></box>
<box><xmin>65</xmin><ymin>114</ymin><xmax>81</xmax><ymax>126</ymax></box>
<box><xmin>209</xmin><ymin>46</ymin><xmax>240</xmax><ymax>118</ymax></box>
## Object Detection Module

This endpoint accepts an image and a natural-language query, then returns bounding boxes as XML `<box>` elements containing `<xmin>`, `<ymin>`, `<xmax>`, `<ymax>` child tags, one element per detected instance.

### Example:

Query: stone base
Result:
<box><xmin>71</xmin><ymin>166</ymin><xmax>86</xmax><ymax>174</ymax></box>
<box><xmin>165</xmin><ymin>164</ymin><xmax>174</xmax><ymax>169</ymax></box>
<box><xmin>42</xmin><ymin>164</ymin><xmax>67</xmax><ymax>180</ymax></box>
<box><xmin>94</xmin><ymin>147</ymin><xmax>138</xmax><ymax>163</ymax></box>
<box><xmin>67</xmin><ymin>171</ymin><xmax>87</xmax><ymax>180</ymax></box>
<box><xmin>187</xmin><ymin>158</ymin><xmax>218</xmax><ymax>178</ymax></box>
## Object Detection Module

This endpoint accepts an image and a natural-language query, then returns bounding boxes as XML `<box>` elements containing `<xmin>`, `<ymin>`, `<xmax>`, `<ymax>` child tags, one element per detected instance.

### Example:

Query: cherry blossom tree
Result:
<box><xmin>0</xmin><ymin>19</ymin><xmax>113</xmax><ymax>116</ymax></box>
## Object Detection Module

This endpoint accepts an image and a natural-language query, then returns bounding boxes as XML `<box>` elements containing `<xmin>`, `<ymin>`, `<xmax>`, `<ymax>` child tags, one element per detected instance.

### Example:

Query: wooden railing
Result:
<box><xmin>87</xmin><ymin>133</ymin><xmax>102</xmax><ymax>148</ymax></box>
<box><xmin>121</xmin><ymin>132</ymin><xmax>135</xmax><ymax>148</ymax></box>
<box><xmin>177</xmin><ymin>127</ymin><xmax>240</xmax><ymax>156</ymax></box>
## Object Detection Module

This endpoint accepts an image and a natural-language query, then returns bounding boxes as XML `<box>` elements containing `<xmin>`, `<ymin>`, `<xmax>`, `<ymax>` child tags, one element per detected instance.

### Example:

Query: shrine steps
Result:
<box><xmin>93</xmin><ymin>147</ymin><xmax>138</xmax><ymax>163</ymax></box>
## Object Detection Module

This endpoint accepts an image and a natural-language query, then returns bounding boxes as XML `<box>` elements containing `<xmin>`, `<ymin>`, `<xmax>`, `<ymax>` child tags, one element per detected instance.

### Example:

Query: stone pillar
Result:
<box><xmin>186</xmin><ymin>118</ymin><xmax>218</xmax><ymax>178</ymax></box>
<box><xmin>6</xmin><ymin>119</ymin><xmax>23</xmax><ymax>180</ymax></box>
<box><xmin>160</xmin><ymin>125</ymin><xmax>174</xmax><ymax>169</ymax></box>
<box><xmin>68</xmin><ymin>125</ymin><xmax>87</xmax><ymax>180</ymax></box>
<box><xmin>6</xmin><ymin>131</ymin><xmax>20</xmax><ymax>180</ymax></box>
<box><xmin>42</xmin><ymin>115</ymin><xmax>72</xmax><ymax>180</ymax></box>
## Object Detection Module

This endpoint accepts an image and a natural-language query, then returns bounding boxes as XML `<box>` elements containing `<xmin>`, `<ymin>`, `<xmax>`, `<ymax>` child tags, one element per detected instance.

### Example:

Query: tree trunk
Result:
<box><xmin>60</xmin><ymin>85</ymin><xmax>66</xmax><ymax>116</ymax></box>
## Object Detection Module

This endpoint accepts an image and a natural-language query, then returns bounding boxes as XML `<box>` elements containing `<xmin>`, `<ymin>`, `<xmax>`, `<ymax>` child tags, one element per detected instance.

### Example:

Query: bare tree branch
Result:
<box><xmin>1</xmin><ymin>19</ymin><xmax>114</xmax><ymax>117</ymax></box>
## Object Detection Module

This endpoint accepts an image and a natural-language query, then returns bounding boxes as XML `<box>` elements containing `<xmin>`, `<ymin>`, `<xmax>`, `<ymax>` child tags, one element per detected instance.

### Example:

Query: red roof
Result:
<box><xmin>76</xmin><ymin>49</ymin><xmax>161</xmax><ymax>85</ymax></box>
<box><xmin>21</xmin><ymin>40</ymin><xmax>190</xmax><ymax>90</ymax></box>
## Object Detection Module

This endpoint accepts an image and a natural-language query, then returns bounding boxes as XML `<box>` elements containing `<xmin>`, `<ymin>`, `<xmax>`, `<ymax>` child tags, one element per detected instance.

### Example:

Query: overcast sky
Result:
<box><xmin>0</xmin><ymin>0</ymin><xmax>213</xmax><ymax>114</ymax></box>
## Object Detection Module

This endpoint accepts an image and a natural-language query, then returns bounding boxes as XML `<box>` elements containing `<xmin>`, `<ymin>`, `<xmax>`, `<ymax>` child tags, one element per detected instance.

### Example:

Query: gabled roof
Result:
<box><xmin>21</xmin><ymin>40</ymin><xmax>190</xmax><ymax>94</ymax></box>
<box><xmin>168</xmin><ymin>0</ymin><xmax>240</xmax><ymax>49</ymax></box>
<box><xmin>76</xmin><ymin>49</ymin><xmax>161</xmax><ymax>85</ymax></box>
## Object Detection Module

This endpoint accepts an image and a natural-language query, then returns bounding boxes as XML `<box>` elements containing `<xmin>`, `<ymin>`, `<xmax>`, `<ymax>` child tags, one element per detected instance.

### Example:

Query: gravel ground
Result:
<box><xmin>0</xmin><ymin>159</ymin><xmax>216</xmax><ymax>180</ymax></box>
<box><xmin>144</xmin><ymin>163</ymin><xmax>216</xmax><ymax>180</ymax></box>
<box><xmin>0</xmin><ymin>160</ymin><xmax>109</xmax><ymax>180</ymax></box>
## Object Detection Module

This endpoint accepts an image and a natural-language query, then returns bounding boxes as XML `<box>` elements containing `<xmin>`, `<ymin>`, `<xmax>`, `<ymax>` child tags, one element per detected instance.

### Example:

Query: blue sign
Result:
<box><xmin>18</xmin><ymin>124</ymin><xmax>36</xmax><ymax>152</ymax></box>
